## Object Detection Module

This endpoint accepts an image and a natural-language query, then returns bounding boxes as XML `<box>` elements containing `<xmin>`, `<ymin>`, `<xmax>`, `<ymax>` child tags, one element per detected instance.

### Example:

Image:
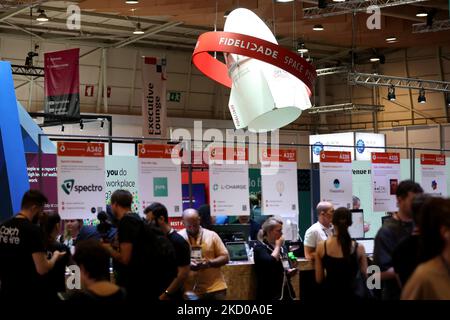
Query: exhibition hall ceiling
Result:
<box><xmin>0</xmin><ymin>1</ymin><xmax>449</xmax><ymax>65</ymax></box>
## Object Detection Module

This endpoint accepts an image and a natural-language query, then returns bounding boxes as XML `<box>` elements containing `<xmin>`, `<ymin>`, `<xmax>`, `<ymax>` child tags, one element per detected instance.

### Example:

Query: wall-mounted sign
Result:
<box><xmin>371</xmin><ymin>152</ymin><xmax>400</xmax><ymax>212</ymax></box>
<box><xmin>354</xmin><ymin>132</ymin><xmax>385</xmax><ymax>161</ymax></box>
<box><xmin>420</xmin><ymin>154</ymin><xmax>447</xmax><ymax>197</ymax></box>
<box><xmin>167</xmin><ymin>91</ymin><xmax>181</xmax><ymax>102</ymax></box>
<box><xmin>309</xmin><ymin>132</ymin><xmax>354</xmax><ymax>163</ymax></box>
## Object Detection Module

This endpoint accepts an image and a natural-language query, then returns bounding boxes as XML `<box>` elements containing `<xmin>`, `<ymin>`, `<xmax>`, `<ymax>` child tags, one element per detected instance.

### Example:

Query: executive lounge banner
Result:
<box><xmin>57</xmin><ymin>142</ymin><xmax>105</xmax><ymax>220</ymax></box>
<box><xmin>138</xmin><ymin>144</ymin><xmax>182</xmax><ymax>217</ymax></box>
<box><xmin>44</xmin><ymin>48</ymin><xmax>80</xmax><ymax>119</ymax></box>
<box><xmin>142</xmin><ymin>57</ymin><xmax>167</xmax><ymax>139</ymax></box>
<box><xmin>371</xmin><ymin>152</ymin><xmax>401</xmax><ymax>212</ymax></box>
<box><xmin>319</xmin><ymin>151</ymin><xmax>353</xmax><ymax>209</ymax></box>
<box><xmin>260</xmin><ymin>149</ymin><xmax>298</xmax><ymax>217</ymax></box>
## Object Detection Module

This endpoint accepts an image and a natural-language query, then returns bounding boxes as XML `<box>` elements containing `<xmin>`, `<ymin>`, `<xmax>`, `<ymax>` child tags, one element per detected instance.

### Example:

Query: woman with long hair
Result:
<box><xmin>40</xmin><ymin>212</ymin><xmax>71</xmax><ymax>301</ymax></box>
<box><xmin>315</xmin><ymin>207</ymin><xmax>367</xmax><ymax>299</ymax></box>
<box><xmin>62</xmin><ymin>219</ymin><xmax>83</xmax><ymax>254</ymax></box>
<box><xmin>402</xmin><ymin>198</ymin><xmax>450</xmax><ymax>300</ymax></box>
<box><xmin>253</xmin><ymin>217</ymin><xmax>297</xmax><ymax>300</ymax></box>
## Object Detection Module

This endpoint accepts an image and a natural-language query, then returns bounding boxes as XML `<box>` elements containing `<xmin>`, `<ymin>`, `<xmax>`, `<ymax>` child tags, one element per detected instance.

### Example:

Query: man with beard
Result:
<box><xmin>0</xmin><ymin>190</ymin><xmax>66</xmax><ymax>301</ymax></box>
<box><xmin>144</xmin><ymin>202</ymin><xmax>190</xmax><ymax>300</ymax></box>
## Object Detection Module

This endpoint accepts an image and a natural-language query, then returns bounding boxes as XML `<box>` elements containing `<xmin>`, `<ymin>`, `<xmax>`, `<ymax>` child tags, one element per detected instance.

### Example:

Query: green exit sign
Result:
<box><xmin>167</xmin><ymin>91</ymin><xmax>181</xmax><ymax>102</ymax></box>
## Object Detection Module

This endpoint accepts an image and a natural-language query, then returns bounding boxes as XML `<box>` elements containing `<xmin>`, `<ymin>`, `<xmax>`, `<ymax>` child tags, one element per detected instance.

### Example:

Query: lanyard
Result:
<box><xmin>260</xmin><ymin>240</ymin><xmax>286</xmax><ymax>257</ymax></box>
<box><xmin>188</xmin><ymin>230</ymin><xmax>203</xmax><ymax>247</ymax></box>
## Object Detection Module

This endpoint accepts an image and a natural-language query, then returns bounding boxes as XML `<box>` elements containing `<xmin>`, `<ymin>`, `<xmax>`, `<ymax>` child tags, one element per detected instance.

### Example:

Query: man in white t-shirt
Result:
<box><xmin>303</xmin><ymin>201</ymin><xmax>334</xmax><ymax>259</ymax></box>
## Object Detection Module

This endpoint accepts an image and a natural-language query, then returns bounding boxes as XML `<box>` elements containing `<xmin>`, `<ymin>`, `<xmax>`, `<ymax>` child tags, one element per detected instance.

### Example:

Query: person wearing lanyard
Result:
<box><xmin>179</xmin><ymin>208</ymin><xmax>229</xmax><ymax>300</ymax></box>
<box><xmin>144</xmin><ymin>202</ymin><xmax>190</xmax><ymax>300</ymax></box>
<box><xmin>254</xmin><ymin>217</ymin><xmax>297</xmax><ymax>300</ymax></box>
<box><xmin>304</xmin><ymin>202</ymin><xmax>335</xmax><ymax>260</ymax></box>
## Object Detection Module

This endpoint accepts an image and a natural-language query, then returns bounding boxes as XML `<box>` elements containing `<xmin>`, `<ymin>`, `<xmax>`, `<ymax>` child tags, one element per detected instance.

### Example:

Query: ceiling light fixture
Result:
<box><xmin>79</xmin><ymin>120</ymin><xmax>84</xmax><ymax>131</ymax></box>
<box><xmin>36</xmin><ymin>9</ymin><xmax>49</xmax><ymax>22</ymax></box>
<box><xmin>133</xmin><ymin>22</ymin><xmax>144</xmax><ymax>34</ymax></box>
<box><xmin>385</xmin><ymin>36</ymin><xmax>397</xmax><ymax>42</ymax></box>
<box><xmin>297</xmin><ymin>41</ymin><xmax>308</xmax><ymax>54</ymax></box>
<box><xmin>416</xmin><ymin>9</ymin><xmax>428</xmax><ymax>17</ymax></box>
<box><xmin>418</xmin><ymin>87</ymin><xmax>426</xmax><ymax>104</ymax></box>
<box><xmin>387</xmin><ymin>85</ymin><xmax>396</xmax><ymax>101</ymax></box>
<box><xmin>313</xmin><ymin>24</ymin><xmax>324</xmax><ymax>31</ymax></box>
<box><xmin>125</xmin><ymin>1</ymin><xmax>140</xmax><ymax>4</ymax></box>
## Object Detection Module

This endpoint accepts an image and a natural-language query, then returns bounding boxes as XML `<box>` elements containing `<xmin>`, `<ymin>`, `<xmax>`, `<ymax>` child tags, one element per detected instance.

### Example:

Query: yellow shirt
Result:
<box><xmin>401</xmin><ymin>256</ymin><xmax>450</xmax><ymax>300</ymax></box>
<box><xmin>179</xmin><ymin>227</ymin><xmax>228</xmax><ymax>295</ymax></box>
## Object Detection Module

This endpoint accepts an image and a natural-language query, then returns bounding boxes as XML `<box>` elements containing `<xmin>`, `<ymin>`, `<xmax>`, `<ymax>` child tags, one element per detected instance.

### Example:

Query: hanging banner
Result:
<box><xmin>420</xmin><ymin>154</ymin><xmax>447</xmax><ymax>197</ymax></box>
<box><xmin>57</xmin><ymin>142</ymin><xmax>105</xmax><ymax>219</ymax></box>
<box><xmin>209</xmin><ymin>147</ymin><xmax>249</xmax><ymax>216</ymax></box>
<box><xmin>260</xmin><ymin>149</ymin><xmax>298</xmax><ymax>217</ymax></box>
<box><xmin>138</xmin><ymin>144</ymin><xmax>182</xmax><ymax>217</ymax></box>
<box><xmin>142</xmin><ymin>57</ymin><xmax>167</xmax><ymax>139</ymax></box>
<box><xmin>44</xmin><ymin>48</ymin><xmax>80</xmax><ymax>120</ymax></box>
<box><xmin>371</xmin><ymin>152</ymin><xmax>401</xmax><ymax>212</ymax></box>
<box><xmin>26</xmin><ymin>153</ymin><xmax>58</xmax><ymax>213</ymax></box>
<box><xmin>105</xmin><ymin>156</ymin><xmax>140</xmax><ymax>213</ymax></box>
<box><xmin>355</xmin><ymin>132</ymin><xmax>385</xmax><ymax>161</ymax></box>
<box><xmin>309</xmin><ymin>132</ymin><xmax>354</xmax><ymax>163</ymax></box>
<box><xmin>320</xmin><ymin>151</ymin><xmax>353</xmax><ymax>209</ymax></box>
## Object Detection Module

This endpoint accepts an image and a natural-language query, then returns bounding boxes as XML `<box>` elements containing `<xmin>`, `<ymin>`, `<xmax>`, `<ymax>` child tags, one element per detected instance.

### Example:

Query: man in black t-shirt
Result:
<box><xmin>374</xmin><ymin>180</ymin><xmax>423</xmax><ymax>300</ymax></box>
<box><xmin>145</xmin><ymin>202</ymin><xmax>190</xmax><ymax>300</ymax></box>
<box><xmin>102</xmin><ymin>190</ymin><xmax>142</xmax><ymax>299</ymax></box>
<box><xmin>0</xmin><ymin>190</ymin><xmax>65</xmax><ymax>301</ymax></box>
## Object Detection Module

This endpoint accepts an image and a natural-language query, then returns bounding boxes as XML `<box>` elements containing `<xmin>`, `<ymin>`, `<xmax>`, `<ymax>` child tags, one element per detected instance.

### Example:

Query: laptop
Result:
<box><xmin>226</xmin><ymin>242</ymin><xmax>249</xmax><ymax>261</ymax></box>
<box><xmin>357</xmin><ymin>238</ymin><xmax>375</xmax><ymax>256</ymax></box>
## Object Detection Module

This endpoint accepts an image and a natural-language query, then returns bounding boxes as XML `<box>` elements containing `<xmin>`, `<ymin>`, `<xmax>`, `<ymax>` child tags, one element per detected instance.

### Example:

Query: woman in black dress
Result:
<box><xmin>315</xmin><ymin>207</ymin><xmax>368</xmax><ymax>299</ymax></box>
<box><xmin>254</xmin><ymin>217</ymin><xmax>297</xmax><ymax>300</ymax></box>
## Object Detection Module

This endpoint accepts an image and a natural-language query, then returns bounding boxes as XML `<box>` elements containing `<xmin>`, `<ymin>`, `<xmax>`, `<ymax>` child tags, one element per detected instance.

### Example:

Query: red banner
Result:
<box><xmin>371</xmin><ymin>152</ymin><xmax>400</xmax><ymax>164</ymax></box>
<box><xmin>320</xmin><ymin>151</ymin><xmax>352</xmax><ymax>163</ymax></box>
<box><xmin>209</xmin><ymin>147</ymin><xmax>248</xmax><ymax>161</ymax></box>
<box><xmin>57</xmin><ymin>142</ymin><xmax>104</xmax><ymax>157</ymax></box>
<box><xmin>261</xmin><ymin>149</ymin><xmax>297</xmax><ymax>162</ymax></box>
<box><xmin>44</xmin><ymin>48</ymin><xmax>80</xmax><ymax>119</ymax></box>
<box><xmin>192</xmin><ymin>31</ymin><xmax>316</xmax><ymax>95</ymax></box>
<box><xmin>138</xmin><ymin>144</ymin><xmax>179</xmax><ymax>159</ymax></box>
<box><xmin>420</xmin><ymin>154</ymin><xmax>446</xmax><ymax>166</ymax></box>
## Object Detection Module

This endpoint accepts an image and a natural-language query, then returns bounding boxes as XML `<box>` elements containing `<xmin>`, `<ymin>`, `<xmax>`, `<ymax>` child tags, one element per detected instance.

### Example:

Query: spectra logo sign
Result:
<box><xmin>213</xmin><ymin>184</ymin><xmax>219</xmax><ymax>191</ymax></box>
<box><xmin>313</xmin><ymin>142</ymin><xmax>324</xmax><ymax>156</ymax></box>
<box><xmin>62</xmin><ymin>179</ymin><xmax>75</xmax><ymax>195</ymax></box>
<box><xmin>61</xmin><ymin>179</ymin><xmax>103</xmax><ymax>195</ymax></box>
<box><xmin>333</xmin><ymin>179</ymin><xmax>340</xmax><ymax>189</ymax></box>
<box><xmin>356</xmin><ymin>139</ymin><xmax>365</xmax><ymax>154</ymax></box>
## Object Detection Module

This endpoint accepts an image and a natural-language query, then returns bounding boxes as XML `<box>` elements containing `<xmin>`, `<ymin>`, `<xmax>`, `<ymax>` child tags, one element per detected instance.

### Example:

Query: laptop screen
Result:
<box><xmin>226</xmin><ymin>242</ymin><xmax>248</xmax><ymax>261</ymax></box>
<box><xmin>349</xmin><ymin>209</ymin><xmax>364</xmax><ymax>239</ymax></box>
<box><xmin>358</xmin><ymin>239</ymin><xmax>375</xmax><ymax>256</ymax></box>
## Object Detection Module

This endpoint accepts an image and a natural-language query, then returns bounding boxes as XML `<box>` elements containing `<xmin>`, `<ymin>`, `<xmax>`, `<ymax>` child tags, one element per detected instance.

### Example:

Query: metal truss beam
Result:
<box><xmin>307</xmin><ymin>103</ymin><xmax>384</xmax><ymax>114</ymax></box>
<box><xmin>412</xmin><ymin>19</ymin><xmax>450</xmax><ymax>33</ymax></box>
<box><xmin>11</xmin><ymin>64</ymin><xmax>44</xmax><ymax>77</ymax></box>
<box><xmin>316</xmin><ymin>66</ymin><xmax>349</xmax><ymax>77</ymax></box>
<box><xmin>348</xmin><ymin>72</ymin><xmax>450</xmax><ymax>92</ymax></box>
<box><xmin>0</xmin><ymin>1</ymin><xmax>44</xmax><ymax>10</ymax></box>
<box><xmin>303</xmin><ymin>0</ymin><xmax>427</xmax><ymax>19</ymax></box>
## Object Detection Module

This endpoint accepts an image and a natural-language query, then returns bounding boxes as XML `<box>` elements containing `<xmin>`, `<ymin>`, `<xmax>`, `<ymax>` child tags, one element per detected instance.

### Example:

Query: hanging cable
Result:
<box><xmin>272</xmin><ymin>0</ymin><xmax>277</xmax><ymax>36</ymax></box>
<box><xmin>292</xmin><ymin>0</ymin><xmax>296</xmax><ymax>51</ymax></box>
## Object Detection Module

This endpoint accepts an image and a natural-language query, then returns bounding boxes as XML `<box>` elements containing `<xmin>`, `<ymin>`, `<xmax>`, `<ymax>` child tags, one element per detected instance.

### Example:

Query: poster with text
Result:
<box><xmin>309</xmin><ymin>132</ymin><xmax>354</xmax><ymax>163</ymax></box>
<box><xmin>57</xmin><ymin>142</ymin><xmax>105</xmax><ymax>219</ymax></box>
<box><xmin>105</xmin><ymin>156</ymin><xmax>140</xmax><ymax>213</ymax></box>
<box><xmin>355</xmin><ymin>132</ymin><xmax>385</xmax><ymax>161</ymax></box>
<box><xmin>26</xmin><ymin>153</ymin><xmax>58</xmax><ymax>213</ymax></box>
<box><xmin>209</xmin><ymin>147</ymin><xmax>249</xmax><ymax>216</ymax></box>
<box><xmin>138</xmin><ymin>144</ymin><xmax>182</xmax><ymax>217</ymax></box>
<box><xmin>420</xmin><ymin>154</ymin><xmax>447</xmax><ymax>197</ymax></box>
<box><xmin>261</xmin><ymin>149</ymin><xmax>298</xmax><ymax>217</ymax></box>
<box><xmin>371</xmin><ymin>152</ymin><xmax>400</xmax><ymax>212</ymax></box>
<box><xmin>320</xmin><ymin>151</ymin><xmax>353</xmax><ymax>209</ymax></box>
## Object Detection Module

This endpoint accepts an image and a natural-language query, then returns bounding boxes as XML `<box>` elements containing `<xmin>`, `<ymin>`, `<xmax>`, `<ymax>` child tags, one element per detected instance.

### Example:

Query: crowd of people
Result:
<box><xmin>0</xmin><ymin>181</ymin><xmax>449</xmax><ymax>302</ymax></box>
<box><xmin>304</xmin><ymin>180</ymin><xmax>450</xmax><ymax>300</ymax></box>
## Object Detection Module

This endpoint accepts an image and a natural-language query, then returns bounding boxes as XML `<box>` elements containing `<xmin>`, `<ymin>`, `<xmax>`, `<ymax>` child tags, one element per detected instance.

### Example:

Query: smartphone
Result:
<box><xmin>390</xmin><ymin>179</ymin><xmax>398</xmax><ymax>195</ymax></box>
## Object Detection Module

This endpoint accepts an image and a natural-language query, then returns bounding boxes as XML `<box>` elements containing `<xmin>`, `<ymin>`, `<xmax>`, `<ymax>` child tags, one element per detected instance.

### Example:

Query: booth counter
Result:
<box><xmin>223</xmin><ymin>258</ymin><xmax>314</xmax><ymax>300</ymax></box>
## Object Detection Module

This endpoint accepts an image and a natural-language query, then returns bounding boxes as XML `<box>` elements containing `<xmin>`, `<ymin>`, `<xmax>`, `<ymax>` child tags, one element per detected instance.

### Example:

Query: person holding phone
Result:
<box><xmin>254</xmin><ymin>217</ymin><xmax>297</xmax><ymax>300</ymax></box>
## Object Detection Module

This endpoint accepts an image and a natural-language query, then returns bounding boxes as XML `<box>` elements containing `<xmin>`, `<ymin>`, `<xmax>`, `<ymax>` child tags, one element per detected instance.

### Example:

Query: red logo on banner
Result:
<box><xmin>57</xmin><ymin>142</ymin><xmax>104</xmax><ymax>157</ymax></box>
<box><xmin>420</xmin><ymin>154</ymin><xmax>446</xmax><ymax>166</ymax></box>
<box><xmin>209</xmin><ymin>147</ymin><xmax>248</xmax><ymax>161</ymax></box>
<box><xmin>261</xmin><ymin>149</ymin><xmax>297</xmax><ymax>162</ymax></box>
<box><xmin>320</xmin><ymin>151</ymin><xmax>352</xmax><ymax>163</ymax></box>
<box><xmin>371</xmin><ymin>152</ymin><xmax>400</xmax><ymax>164</ymax></box>
<box><xmin>138</xmin><ymin>144</ymin><xmax>180</xmax><ymax>159</ymax></box>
